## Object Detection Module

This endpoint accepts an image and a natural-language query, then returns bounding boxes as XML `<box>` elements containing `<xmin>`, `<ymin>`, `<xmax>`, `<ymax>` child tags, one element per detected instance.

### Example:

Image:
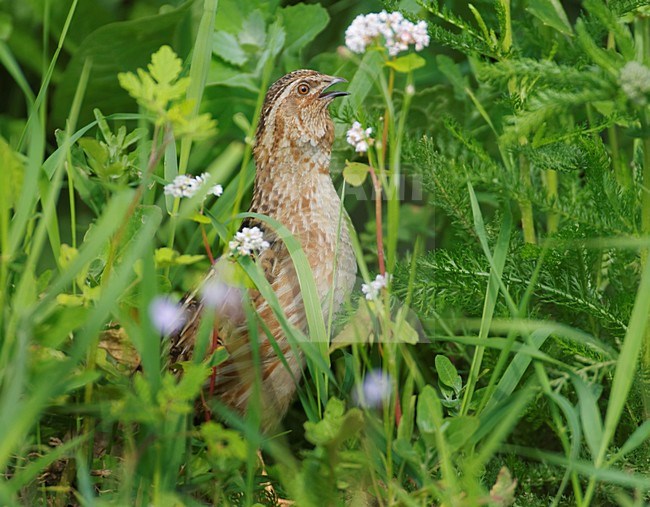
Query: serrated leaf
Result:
<box><xmin>343</xmin><ymin>161</ymin><xmax>370</xmax><ymax>187</ymax></box>
<box><xmin>385</xmin><ymin>53</ymin><xmax>426</xmax><ymax>73</ymax></box>
<box><xmin>213</xmin><ymin>31</ymin><xmax>249</xmax><ymax>66</ymax></box>
<box><xmin>304</xmin><ymin>398</ymin><xmax>363</xmax><ymax>448</ymax></box>
<box><xmin>149</xmin><ymin>45</ymin><xmax>183</xmax><ymax>85</ymax></box>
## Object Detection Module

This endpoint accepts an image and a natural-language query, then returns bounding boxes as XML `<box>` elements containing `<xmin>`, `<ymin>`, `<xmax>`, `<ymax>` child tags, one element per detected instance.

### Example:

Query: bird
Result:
<box><xmin>169</xmin><ymin>69</ymin><xmax>357</xmax><ymax>431</ymax></box>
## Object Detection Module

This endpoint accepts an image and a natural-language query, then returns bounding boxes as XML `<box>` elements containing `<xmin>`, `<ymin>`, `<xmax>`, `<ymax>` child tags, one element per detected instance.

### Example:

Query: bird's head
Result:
<box><xmin>254</xmin><ymin>70</ymin><xmax>348</xmax><ymax>160</ymax></box>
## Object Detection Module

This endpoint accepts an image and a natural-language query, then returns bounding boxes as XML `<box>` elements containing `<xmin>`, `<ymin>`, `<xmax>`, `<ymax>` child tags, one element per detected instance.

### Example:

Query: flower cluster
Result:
<box><xmin>163</xmin><ymin>173</ymin><xmax>223</xmax><ymax>199</ymax></box>
<box><xmin>346</xmin><ymin>121</ymin><xmax>374</xmax><ymax>153</ymax></box>
<box><xmin>148</xmin><ymin>296</ymin><xmax>186</xmax><ymax>335</ymax></box>
<box><xmin>228</xmin><ymin>226</ymin><xmax>270</xmax><ymax>257</ymax></box>
<box><xmin>620</xmin><ymin>61</ymin><xmax>650</xmax><ymax>106</ymax></box>
<box><xmin>361</xmin><ymin>273</ymin><xmax>390</xmax><ymax>301</ymax></box>
<box><xmin>345</xmin><ymin>10</ymin><xmax>430</xmax><ymax>57</ymax></box>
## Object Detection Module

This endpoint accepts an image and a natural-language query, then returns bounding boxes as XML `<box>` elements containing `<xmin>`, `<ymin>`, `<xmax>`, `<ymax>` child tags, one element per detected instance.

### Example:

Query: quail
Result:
<box><xmin>170</xmin><ymin>70</ymin><xmax>357</xmax><ymax>430</ymax></box>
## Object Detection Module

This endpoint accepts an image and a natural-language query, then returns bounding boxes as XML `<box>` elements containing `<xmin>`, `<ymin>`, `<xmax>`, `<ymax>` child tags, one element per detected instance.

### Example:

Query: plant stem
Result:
<box><xmin>518</xmin><ymin>147</ymin><xmax>536</xmax><ymax>244</ymax></box>
<box><xmin>368</xmin><ymin>165</ymin><xmax>385</xmax><ymax>276</ymax></box>
<box><xmin>545</xmin><ymin>168</ymin><xmax>558</xmax><ymax>235</ymax></box>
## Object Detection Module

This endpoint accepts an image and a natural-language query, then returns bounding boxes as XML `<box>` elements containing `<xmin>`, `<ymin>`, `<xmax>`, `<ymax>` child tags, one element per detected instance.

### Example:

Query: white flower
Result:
<box><xmin>163</xmin><ymin>175</ymin><xmax>201</xmax><ymax>198</ymax></box>
<box><xmin>361</xmin><ymin>273</ymin><xmax>390</xmax><ymax>301</ymax></box>
<box><xmin>345</xmin><ymin>10</ymin><xmax>430</xmax><ymax>56</ymax></box>
<box><xmin>353</xmin><ymin>370</ymin><xmax>393</xmax><ymax>408</ymax></box>
<box><xmin>148</xmin><ymin>296</ymin><xmax>186</xmax><ymax>335</ymax></box>
<box><xmin>405</xmin><ymin>84</ymin><xmax>415</xmax><ymax>96</ymax></box>
<box><xmin>346</xmin><ymin>121</ymin><xmax>374</xmax><ymax>153</ymax></box>
<box><xmin>228</xmin><ymin>226</ymin><xmax>270</xmax><ymax>257</ymax></box>
<box><xmin>209</xmin><ymin>184</ymin><xmax>223</xmax><ymax>197</ymax></box>
<box><xmin>163</xmin><ymin>172</ymin><xmax>223</xmax><ymax>199</ymax></box>
<box><xmin>620</xmin><ymin>61</ymin><xmax>650</xmax><ymax>106</ymax></box>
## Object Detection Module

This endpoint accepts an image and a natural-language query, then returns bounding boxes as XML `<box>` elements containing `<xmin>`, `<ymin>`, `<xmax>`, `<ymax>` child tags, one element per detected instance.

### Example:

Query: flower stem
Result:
<box><xmin>368</xmin><ymin>165</ymin><xmax>386</xmax><ymax>276</ymax></box>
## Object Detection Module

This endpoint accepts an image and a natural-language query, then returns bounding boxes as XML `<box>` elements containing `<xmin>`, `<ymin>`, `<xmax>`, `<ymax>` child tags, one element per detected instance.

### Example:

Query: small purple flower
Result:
<box><xmin>353</xmin><ymin>370</ymin><xmax>393</xmax><ymax>408</ymax></box>
<box><xmin>148</xmin><ymin>296</ymin><xmax>186</xmax><ymax>335</ymax></box>
<box><xmin>201</xmin><ymin>279</ymin><xmax>244</xmax><ymax>322</ymax></box>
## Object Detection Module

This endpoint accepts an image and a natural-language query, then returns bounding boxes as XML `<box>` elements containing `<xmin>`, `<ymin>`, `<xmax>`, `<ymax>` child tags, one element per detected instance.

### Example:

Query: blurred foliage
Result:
<box><xmin>3</xmin><ymin>0</ymin><xmax>650</xmax><ymax>505</ymax></box>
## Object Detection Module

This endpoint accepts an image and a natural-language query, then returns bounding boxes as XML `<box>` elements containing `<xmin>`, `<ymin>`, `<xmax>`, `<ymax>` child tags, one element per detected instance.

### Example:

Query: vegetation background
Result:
<box><xmin>1</xmin><ymin>0</ymin><xmax>650</xmax><ymax>505</ymax></box>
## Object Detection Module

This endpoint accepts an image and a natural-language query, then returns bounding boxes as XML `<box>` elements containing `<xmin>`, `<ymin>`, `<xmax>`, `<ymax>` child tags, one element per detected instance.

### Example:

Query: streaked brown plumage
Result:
<box><xmin>170</xmin><ymin>70</ymin><xmax>357</xmax><ymax>430</ymax></box>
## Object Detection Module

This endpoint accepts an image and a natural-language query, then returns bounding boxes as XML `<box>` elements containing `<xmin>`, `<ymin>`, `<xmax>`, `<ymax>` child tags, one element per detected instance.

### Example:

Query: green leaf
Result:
<box><xmin>175</xmin><ymin>254</ymin><xmax>205</xmax><ymax>265</ymax></box>
<box><xmin>342</xmin><ymin>161</ymin><xmax>370</xmax><ymax>187</ymax></box>
<box><xmin>416</xmin><ymin>385</ymin><xmax>442</xmax><ymax>434</ymax></box>
<box><xmin>190</xmin><ymin>212</ymin><xmax>212</xmax><ymax>224</ymax></box>
<box><xmin>435</xmin><ymin>355</ymin><xmax>460</xmax><ymax>390</ymax></box>
<box><xmin>526</xmin><ymin>0</ymin><xmax>573</xmax><ymax>36</ymax></box>
<box><xmin>212</xmin><ymin>31</ymin><xmax>248</xmax><ymax>66</ymax></box>
<box><xmin>613</xmin><ymin>420</ymin><xmax>650</xmax><ymax>461</ymax></box>
<box><xmin>279</xmin><ymin>3</ymin><xmax>329</xmax><ymax>55</ymax></box>
<box><xmin>149</xmin><ymin>45</ymin><xmax>183</xmax><ymax>85</ymax></box>
<box><xmin>51</xmin><ymin>1</ymin><xmax>193</xmax><ymax>126</ymax></box>
<box><xmin>0</xmin><ymin>12</ymin><xmax>12</xmax><ymax>41</ymax></box>
<box><xmin>0</xmin><ymin>136</ymin><xmax>24</xmax><ymax>208</ymax></box>
<box><xmin>238</xmin><ymin>10</ymin><xmax>266</xmax><ymax>49</ymax></box>
<box><xmin>385</xmin><ymin>53</ymin><xmax>426</xmax><ymax>73</ymax></box>
<box><xmin>304</xmin><ymin>398</ymin><xmax>363</xmax><ymax>448</ymax></box>
<box><xmin>571</xmin><ymin>374</ymin><xmax>603</xmax><ymax>459</ymax></box>
<box><xmin>445</xmin><ymin>415</ymin><xmax>479</xmax><ymax>450</ymax></box>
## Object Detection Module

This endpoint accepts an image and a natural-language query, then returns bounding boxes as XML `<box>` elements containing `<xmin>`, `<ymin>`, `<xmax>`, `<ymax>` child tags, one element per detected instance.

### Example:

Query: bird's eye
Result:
<box><xmin>297</xmin><ymin>83</ymin><xmax>310</xmax><ymax>95</ymax></box>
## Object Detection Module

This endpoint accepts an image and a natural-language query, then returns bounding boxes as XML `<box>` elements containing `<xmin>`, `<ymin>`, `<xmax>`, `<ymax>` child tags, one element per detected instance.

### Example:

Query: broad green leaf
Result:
<box><xmin>526</xmin><ymin>0</ymin><xmax>573</xmax><ymax>36</ymax></box>
<box><xmin>51</xmin><ymin>1</ymin><xmax>192</xmax><ymax>126</ymax></box>
<box><xmin>385</xmin><ymin>53</ymin><xmax>426</xmax><ymax>73</ymax></box>
<box><xmin>337</xmin><ymin>50</ymin><xmax>384</xmax><ymax>116</ymax></box>
<box><xmin>435</xmin><ymin>355</ymin><xmax>460</xmax><ymax>389</ymax></box>
<box><xmin>279</xmin><ymin>3</ymin><xmax>329</xmax><ymax>54</ymax></box>
<box><xmin>213</xmin><ymin>31</ymin><xmax>248</xmax><ymax>66</ymax></box>
<box><xmin>445</xmin><ymin>415</ymin><xmax>479</xmax><ymax>450</ymax></box>
<box><xmin>416</xmin><ymin>385</ymin><xmax>442</xmax><ymax>434</ymax></box>
<box><xmin>342</xmin><ymin>161</ymin><xmax>370</xmax><ymax>187</ymax></box>
<box><xmin>238</xmin><ymin>10</ymin><xmax>266</xmax><ymax>49</ymax></box>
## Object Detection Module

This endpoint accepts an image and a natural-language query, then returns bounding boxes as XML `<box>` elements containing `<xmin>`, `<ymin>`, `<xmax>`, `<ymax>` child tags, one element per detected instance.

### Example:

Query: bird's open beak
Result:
<box><xmin>319</xmin><ymin>76</ymin><xmax>349</xmax><ymax>99</ymax></box>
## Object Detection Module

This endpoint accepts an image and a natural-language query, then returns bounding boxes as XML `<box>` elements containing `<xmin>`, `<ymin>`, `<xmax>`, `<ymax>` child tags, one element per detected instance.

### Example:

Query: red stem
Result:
<box><xmin>368</xmin><ymin>165</ymin><xmax>386</xmax><ymax>276</ymax></box>
<box><xmin>200</xmin><ymin>213</ymin><xmax>215</xmax><ymax>264</ymax></box>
